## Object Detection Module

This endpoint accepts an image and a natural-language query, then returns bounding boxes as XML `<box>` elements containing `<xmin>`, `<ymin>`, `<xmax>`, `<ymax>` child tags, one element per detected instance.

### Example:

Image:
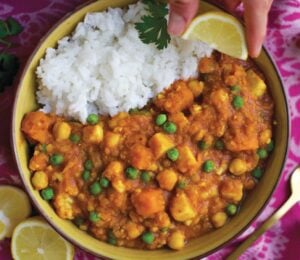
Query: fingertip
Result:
<box><xmin>246</xmin><ymin>31</ymin><xmax>265</xmax><ymax>58</ymax></box>
<box><xmin>168</xmin><ymin>12</ymin><xmax>186</xmax><ymax>36</ymax></box>
<box><xmin>248</xmin><ymin>46</ymin><xmax>261</xmax><ymax>58</ymax></box>
<box><xmin>168</xmin><ymin>0</ymin><xmax>199</xmax><ymax>36</ymax></box>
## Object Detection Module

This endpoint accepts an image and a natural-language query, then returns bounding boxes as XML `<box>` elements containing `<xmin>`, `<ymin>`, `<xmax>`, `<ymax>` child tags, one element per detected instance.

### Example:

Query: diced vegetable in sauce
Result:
<box><xmin>22</xmin><ymin>53</ymin><xmax>274</xmax><ymax>250</ymax></box>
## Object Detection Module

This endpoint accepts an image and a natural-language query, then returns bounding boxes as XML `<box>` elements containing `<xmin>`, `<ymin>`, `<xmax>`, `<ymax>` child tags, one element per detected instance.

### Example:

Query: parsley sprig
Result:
<box><xmin>135</xmin><ymin>0</ymin><xmax>171</xmax><ymax>50</ymax></box>
<box><xmin>0</xmin><ymin>17</ymin><xmax>23</xmax><ymax>92</ymax></box>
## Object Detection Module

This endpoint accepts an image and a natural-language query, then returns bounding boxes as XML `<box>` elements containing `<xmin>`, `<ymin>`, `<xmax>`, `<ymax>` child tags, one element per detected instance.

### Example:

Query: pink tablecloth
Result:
<box><xmin>0</xmin><ymin>0</ymin><xmax>299</xmax><ymax>259</ymax></box>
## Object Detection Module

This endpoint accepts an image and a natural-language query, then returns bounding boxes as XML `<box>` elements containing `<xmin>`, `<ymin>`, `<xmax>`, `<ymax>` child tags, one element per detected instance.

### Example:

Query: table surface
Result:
<box><xmin>0</xmin><ymin>0</ymin><xmax>299</xmax><ymax>259</ymax></box>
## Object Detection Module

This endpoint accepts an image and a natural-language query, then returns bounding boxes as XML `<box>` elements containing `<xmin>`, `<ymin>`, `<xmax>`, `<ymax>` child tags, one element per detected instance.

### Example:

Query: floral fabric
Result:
<box><xmin>0</xmin><ymin>0</ymin><xmax>299</xmax><ymax>259</ymax></box>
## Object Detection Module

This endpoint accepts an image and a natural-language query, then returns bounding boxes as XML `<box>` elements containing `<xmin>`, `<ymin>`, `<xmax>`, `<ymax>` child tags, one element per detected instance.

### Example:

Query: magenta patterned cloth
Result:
<box><xmin>0</xmin><ymin>0</ymin><xmax>299</xmax><ymax>259</ymax></box>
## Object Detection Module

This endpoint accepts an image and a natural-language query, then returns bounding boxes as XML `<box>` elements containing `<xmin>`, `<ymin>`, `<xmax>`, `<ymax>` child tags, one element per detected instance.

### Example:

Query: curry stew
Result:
<box><xmin>22</xmin><ymin>54</ymin><xmax>274</xmax><ymax>250</ymax></box>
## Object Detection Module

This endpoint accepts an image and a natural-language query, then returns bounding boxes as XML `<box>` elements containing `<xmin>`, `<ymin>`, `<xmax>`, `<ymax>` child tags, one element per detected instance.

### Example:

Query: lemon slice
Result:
<box><xmin>11</xmin><ymin>217</ymin><xmax>74</xmax><ymax>260</ymax></box>
<box><xmin>0</xmin><ymin>215</ymin><xmax>9</xmax><ymax>240</ymax></box>
<box><xmin>0</xmin><ymin>185</ymin><xmax>31</xmax><ymax>238</ymax></box>
<box><xmin>182</xmin><ymin>11</ymin><xmax>248</xmax><ymax>60</ymax></box>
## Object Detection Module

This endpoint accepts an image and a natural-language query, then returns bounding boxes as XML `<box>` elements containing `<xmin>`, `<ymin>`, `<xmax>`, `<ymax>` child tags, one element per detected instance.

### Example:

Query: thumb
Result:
<box><xmin>168</xmin><ymin>0</ymin><xmax>199</xmax><ymax>36</ymax></box>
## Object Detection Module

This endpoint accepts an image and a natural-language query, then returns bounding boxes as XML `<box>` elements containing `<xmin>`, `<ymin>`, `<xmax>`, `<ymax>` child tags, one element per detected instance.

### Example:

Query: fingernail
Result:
<box><xmin>168</xmin><ymin>12</ymin><xmax>186</xmax><ymax>36</ymax></box>
<box><xmin>250</xmin><ymin>45</ymin><xmax>262</xmax><ymax>58</ymax></box>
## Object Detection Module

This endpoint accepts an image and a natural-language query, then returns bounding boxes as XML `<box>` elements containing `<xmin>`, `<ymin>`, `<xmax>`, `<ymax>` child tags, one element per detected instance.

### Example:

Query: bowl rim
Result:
<box><xmin>11</xmin><ymin>0</ymin><xmax>290</xmax><ymax>258</ymax></box>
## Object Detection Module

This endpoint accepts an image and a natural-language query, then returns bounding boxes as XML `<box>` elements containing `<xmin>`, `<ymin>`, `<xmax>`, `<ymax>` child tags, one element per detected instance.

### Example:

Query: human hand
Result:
<box><xmin>168</xmin><ymin>0</ymin><xmax>273</xmax><ymax>58</ymax></box>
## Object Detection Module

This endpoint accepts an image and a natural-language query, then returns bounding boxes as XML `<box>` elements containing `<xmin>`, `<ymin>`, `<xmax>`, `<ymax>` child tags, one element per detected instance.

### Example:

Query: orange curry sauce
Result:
<box><xmin>22</xmin><ymin>54</ymin><xmax>274</xmax><ymax>250</ymax></box>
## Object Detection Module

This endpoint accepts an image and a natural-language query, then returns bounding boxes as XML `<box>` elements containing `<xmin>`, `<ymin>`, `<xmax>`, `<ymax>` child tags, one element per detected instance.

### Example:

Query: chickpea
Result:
<box><xmin>53</xmin><ymin>122</ymin><xmax>71</xmax><ymax>141</ymax></box>
<box><xmin>229</xmin><ymin>158</ymin><xmax>247</xmax><ymax>176</ymax></box>
<box><xmin>211</xmin><ymin>212</ymin><xmax>227</xmax><ymax>228</ymax></box>
<box><xmin>126</xmin><ymin>222</ymin><xmax>144</xmax><ymax>239</ymax></box>
<box><xmin>259</xmin><ymin>129</ymin><xmax>272</xmax><ymax>145</ymax></box>
<box><xmin>168</xmin><ymin>230</ymin><xmax>185</xmax><ymax>250</ymax></box>
<box><xmin>31</xmin><ymin>171</ymin><xmax>48</xmax><ymax>190</ymax></box>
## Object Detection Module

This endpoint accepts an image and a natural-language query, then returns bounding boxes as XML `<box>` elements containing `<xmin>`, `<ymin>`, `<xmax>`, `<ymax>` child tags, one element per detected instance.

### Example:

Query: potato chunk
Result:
<box><xmin>21</xmin><ymin>111</ymin><xmax>53</xmax><ymax>143</ymax></box>
<box><xmin>198</xmin><ymin>57</ymin><xmax>217</xmax><ymax>73</ymax></box>
<box><xmin>125</xmin><ymin>221</ymin><xmax>144</xmax><ymax>239</ymax></box>
<box><xmin>82</xmin><ymin>124</ymin><xmax>104</xmax><ymax>144</ymax></box>
<box><xmin>187</xmin><ymin>80</ymin><xmax>204</xmax><ymax>97</ymax></box>
<box><xmin>247</xmin><ymin>70</ymin><xmax>266</xmax><ymax>98</ymax></box>
<box><xmin>129</xmin><ymin>144</ymin><xmax>154</xmax><ymax>170</ymax></box>
<box><xmin>168</xmin><ymin>112</ymin><xmax>189</xmax><ymax>132</ymax></box>
<box><xmin>29</xmin><ymin>153</ymin><xmax>48</xmax><ymax>171</ymax></box>
<box><xmin>53</xmin><ymin>193</ymin><xmax>75</xmax><ymax>219</ymax></box>
<box><xmin>131</xmin><ymin>188</ymin><xmax>165</xmax><ymax>217</ymax></box>
<box><xmin>156</xmin><ymin>169</ymin><xmax>178</xmax><ymax>191</ymax></box>
<box><xmin>103</xmin><ymin>161</ymin><xmax>125</xmax><ymax>193</ymax></box>
<box><xmin>53</xmin><ymin>121</ymin><xmax>71</xmax><ymax>141</ymax></box>
<box><xmin>176</xmin><ymin>145</ymin><xmax>199</xmax><ymax>174</ymax></box>
<box><xmin>220</xmin><ymin>179</ymin><xmax>243</xmax><ymax>202</ymax></box>
<box><xmin>155</xmin><ymin>81</ymin><xmax>194</xmax><ymax>113</ymax></box>
<box><xmin>104</xmin><ymin>131</ymin><xmax>121</xmax><ymax>149</ymax></box>
<box><xmin>170</xmin><ymin>192</ymin><xmax>196</xmax><ymax>222</ymax></box>
<box><xmin>149</xmin><ymin>133</ymin><xmax>175</xmax><ymax>159</ymax></box>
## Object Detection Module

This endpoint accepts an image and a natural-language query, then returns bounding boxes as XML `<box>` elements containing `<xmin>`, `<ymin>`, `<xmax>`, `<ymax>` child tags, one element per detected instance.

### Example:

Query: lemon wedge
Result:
<box><xmin>0</xmin><ymin>185</ymin><xmax>31</xmax><ymax>238</ymax></box>
<box><xmin>11</xmin><ymin>217</ymin><xmax>74</xmax><ymax>260</ymax></box>
<box><xmin>182</xmin><ymin>11</ymin><xmax>248</xmax><ymax>60</ymax></box>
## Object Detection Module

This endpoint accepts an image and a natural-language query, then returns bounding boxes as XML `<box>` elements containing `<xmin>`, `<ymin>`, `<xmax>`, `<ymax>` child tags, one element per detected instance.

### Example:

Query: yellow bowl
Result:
<box><xmin>12</xmin><ymin>0</ymin><xmax>289</xmax><ymax>259</ymax></box>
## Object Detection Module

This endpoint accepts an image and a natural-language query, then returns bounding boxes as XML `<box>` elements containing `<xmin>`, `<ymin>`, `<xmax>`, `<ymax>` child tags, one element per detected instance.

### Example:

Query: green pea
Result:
<box><xmin>141</xmin><ymin>171</ymin><xmax>152</xmax><ymax>183</ymax></box>
<box><xmin>126</xmin><ymin>167</ymin><xmax>139</xmax><ymax>179</ymax></box>
<box><xmin>266</xmin><ymin>140</ymin><xmax>274</xmax><ymax>152</ymax></box>
<box><xmin>74</xmin><ymin>217</ymin><xmax>84</xmax><ymax>227</ymax></box>
<box><xmin>87</xmin><ymin>114</ymin><xmax>99</xmax><ymax>125</ymax></box>
<box><xmin>214</xmin><ymin>139</ymin><xmax>225</xmax><ymax>150</ymax></box>
<box><xmin>163</xmin><ymin>122</ymin><xmax>177</xmax><ymax>134</ymax></box>
<box><xmin>202</xmin><ymin>160</ymin><xmax>214</xmax><ymax>173</ymax></box>
<box><xmin>129</xmin><ymin>108</ymin><xmax>139</xmax><ymax>114</ymax></box>
<box><xmin>89</xmin><ymin>182</ymin><xmax>102</xmax><ymax>195</ymax></box>
<box><xmin>49</xmin><ymin>154</ymin><xmax>64</xmax><ymax>166</ymax></box>
<box><xmin>160</xmin><ymin>227</ymin><xmax>169</xmax><ymax>233</ymax></box>
<box><xmin>232</xmin><ymin>95</ymin><xmax>244</xmax><ymax>109</ymax></box>
<box><xmin>155</xmin><ymin>114</ymin><xmax>167</xmax><ymax>126</ymax></box>
<box><xmin>84</xmin><ymin>159</ymin><xmax>93</xmax><ymax>170</ymax></box>
<box><xmin>167</xmin><ymin>148</ymin><xmax>179</xmax><ymax>161</ymax></box>
<box><xmin>41</xmin><ymin>144</ymin><xmax>47</xmax><ymax>153</ymax></box>
<box><xmin>252</xmin><ymin>167</ymin><xmax>263</xmax><ymax>179</ymax></box>
<box><xmin>99</xmin><ymin>177</ymin><xmax>110</xmax><ymax>188</ymax></box>
<box><xmin>107</xmin><ymin>230</ymin><xmax>117</xmax><ymax>245</ymax></box>
<box><xmin>230</xmin><ymin>85</ymin><xmax>240</xmax><ymax>93</ymax></box>
<box><xmin>197</xmin><ymin>140</ymin><xmax>208</xmax><ymax>150</ymax></box>
<box><xmin>226</xmin><ymin>204</ymin><xmax>237</xmax><ymax>216</ymax></box>
<box><xmin>142</xmin><ymin>232</ymin><xmax>154</xmax><ymax>244</ymax></box>
<box><xmin>107</xmin><ymin>236</ymin><xmax>117</xmax><ymax>245</ymax></box>
<box><xmin>177</xmin><ymin>180</ymin><xmax>186</xmax><ymax>189</ymax></box>
<box><xmin>89</xmin><ymin>211</ymin><xmax>100</xmax><ymax>222</ymax></box>
<box><xmin>257</xmin><ymin>148</ymin><xmax>268</xmax><ymax>159</ymax></box>
<box><xmin>69</xmin><ymin>133</ymin><xmax>80</xmax><ymax>144</ymax></box>
<box><xmin>82</xmin><ymin>170</ymin><xmax>91</xmax><ymax>181</ymax></box>
<box><xmin>41</xmin><ymin>187</ymin><xmax>54</xmax><ymax>201</ymax></box>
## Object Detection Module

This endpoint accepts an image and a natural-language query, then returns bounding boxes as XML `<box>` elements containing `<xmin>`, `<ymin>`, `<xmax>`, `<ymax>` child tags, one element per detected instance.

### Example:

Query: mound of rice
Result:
<box><xmin>36</xmin><ymin>2</ymin><xmax>212</xmax><ymax>122</ymax></box>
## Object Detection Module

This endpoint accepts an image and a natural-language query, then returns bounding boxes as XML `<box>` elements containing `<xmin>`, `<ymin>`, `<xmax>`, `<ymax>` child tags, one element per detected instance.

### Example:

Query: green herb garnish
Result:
<box><xmin>0</xmin><ymin>17</ymin><xmax>23</xmax><ymax>92</ymax></box>
<box><xmin>135</xmin><ymin>0</ymin><xmax>171</xmax><ymax>50</ymax></box>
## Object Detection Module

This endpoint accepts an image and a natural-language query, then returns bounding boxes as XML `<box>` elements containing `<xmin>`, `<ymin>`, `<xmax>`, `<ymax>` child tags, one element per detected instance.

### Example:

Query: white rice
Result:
<box><xmin>36</xmin><ymin>2</ymin><xmax>212</xmax><ymax>122</ymax></box>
